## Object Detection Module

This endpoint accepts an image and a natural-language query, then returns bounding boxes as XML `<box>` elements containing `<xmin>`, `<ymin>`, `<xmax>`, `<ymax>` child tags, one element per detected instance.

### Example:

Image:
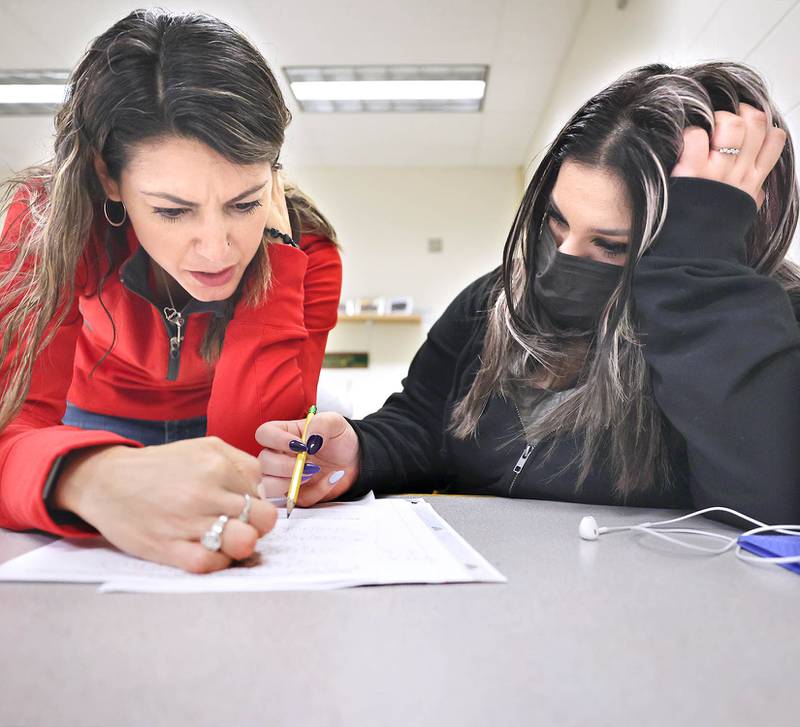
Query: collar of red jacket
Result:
<box><xmin>118</xmin><ymin>225</ymin><xmax>231</xmax><ymax>318</ymax></box>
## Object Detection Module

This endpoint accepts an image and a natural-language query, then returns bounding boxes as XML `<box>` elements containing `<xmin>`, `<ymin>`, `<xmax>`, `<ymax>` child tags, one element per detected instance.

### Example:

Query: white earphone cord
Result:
<box><xmin>582</xmin><ymin>506</ymin><xmax>800</xmax><ymax>566</ymax></box>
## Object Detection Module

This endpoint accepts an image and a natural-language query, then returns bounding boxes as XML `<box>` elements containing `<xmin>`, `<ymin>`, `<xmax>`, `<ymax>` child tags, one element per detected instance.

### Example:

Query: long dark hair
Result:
<box><xmin>0</xmin><ymin>9</ymin><xmax>336</xmax><ymax>430</ymax></box>
<box><xmin>451</xmin><ymin>61</ymin><xmax>799</xmax><ymax>496</ymax></box>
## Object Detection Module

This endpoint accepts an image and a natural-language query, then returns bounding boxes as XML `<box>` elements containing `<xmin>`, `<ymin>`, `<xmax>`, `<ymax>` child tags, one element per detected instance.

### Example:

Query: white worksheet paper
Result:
<box><xmin>0</xmin><ymin>498</ymin><xmax>505</xmax><ymax>593</ymax></box>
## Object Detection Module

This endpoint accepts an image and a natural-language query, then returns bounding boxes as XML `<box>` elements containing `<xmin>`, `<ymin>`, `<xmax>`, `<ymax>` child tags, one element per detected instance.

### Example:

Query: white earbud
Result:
<box><xmin>579</xmin><ymin>516</ymin><xmax>600</xmax><ymax>541</ymax></box>
<box><xmin>576</xmin><ymin>507</ymin><xmax>800</xmax><ymax>571</ymax></box>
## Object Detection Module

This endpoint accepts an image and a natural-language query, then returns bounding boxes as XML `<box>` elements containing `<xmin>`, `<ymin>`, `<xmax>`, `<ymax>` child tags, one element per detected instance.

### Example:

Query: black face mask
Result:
<box><xmin>532</xmin><ymin>224</ymin><xmax>623</xmax><ymax>330</ymax></box>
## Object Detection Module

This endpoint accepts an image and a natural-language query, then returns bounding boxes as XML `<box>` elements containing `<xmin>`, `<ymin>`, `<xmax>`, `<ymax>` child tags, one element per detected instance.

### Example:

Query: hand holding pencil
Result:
<box><xmin>256</xmin><ymin>410</ymin><xmax>361</xmax><ymax>511</ymax></box>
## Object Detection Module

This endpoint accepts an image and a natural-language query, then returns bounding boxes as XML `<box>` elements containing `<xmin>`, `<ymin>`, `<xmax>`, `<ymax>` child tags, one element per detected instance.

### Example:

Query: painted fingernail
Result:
<box><xmin>306</xmin><ymin>434</ymin><xmax>324</xmax><ymax>455</ymax></box>
<box><xmin>288</xmin><ymin>439</ymin><xmax>307</xmax><ymax>453</ymax></box>
<box><xmin>303</xmin><ymin>462</ymin><xmax>321</xmax><ymax>475</ymax></box>
<box><xmin>301</xmin><ymin>474</ymin><xmax>312</xmax><ymax>482</ymax></box>
<box><xmin>329</xmin><ymin>470</ymin><xmax>345</xmax><ymax>485</ymax></box>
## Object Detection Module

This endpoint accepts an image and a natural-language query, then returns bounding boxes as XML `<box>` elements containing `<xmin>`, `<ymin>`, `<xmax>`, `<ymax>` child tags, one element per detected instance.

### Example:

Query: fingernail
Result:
<box><xmin>329</xmin><ymin>470</ymin><xmax>345</xmax><ymax>485</ymax></box>
<box><xmin>257</xmin><ymin>482</ymin><xmax>267</xmax><ymax>499</ymax></box>
<box><xmin>288</xmin><ymin>440</ymin><xmax>307</xmax><ymax>453</ymax></box>
<box><xmin>301</xmin><ymin>474</ymin><xmax>312</xmax><ymax>482</ymax></box>
<box><xmin>303</xmin><ymin>462</ymin><xmax>321</xmax><ymax>475</ymax></box>
<box><xmin>306</xmin><ymin>434</ymin><xmax>324</xmax><ymax>455</ymax></box>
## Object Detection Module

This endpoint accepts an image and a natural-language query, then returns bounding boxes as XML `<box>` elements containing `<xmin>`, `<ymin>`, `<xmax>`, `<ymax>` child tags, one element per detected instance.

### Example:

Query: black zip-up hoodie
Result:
<box><xmin>348</xmin><ymin>178</ymin><xmax>800</xmax><ymax>523</ymax></box>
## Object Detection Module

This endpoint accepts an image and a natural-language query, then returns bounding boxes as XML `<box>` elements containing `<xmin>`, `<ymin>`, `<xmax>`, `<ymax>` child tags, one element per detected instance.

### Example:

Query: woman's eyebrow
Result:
<box><xmin>549</xmin><ymin>197</ymin><xmax>630</xmax><ymax>237</ymax></box>
<box><xmin>140</xmin><ymin>181</ymin><xmax>268</xmax><ymax>207</ymax></box>
<box><xmin>591</xmin><ymin>224</ymin><xmax>630</xmax><ymax>237</ymax></box>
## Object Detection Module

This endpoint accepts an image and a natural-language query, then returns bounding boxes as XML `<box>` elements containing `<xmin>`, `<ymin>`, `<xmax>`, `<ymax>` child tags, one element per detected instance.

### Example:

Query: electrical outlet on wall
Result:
<box><xmin>427</xmin><ymin>237</ymin><xmax>443</xmax><ymax>253</ymax></box>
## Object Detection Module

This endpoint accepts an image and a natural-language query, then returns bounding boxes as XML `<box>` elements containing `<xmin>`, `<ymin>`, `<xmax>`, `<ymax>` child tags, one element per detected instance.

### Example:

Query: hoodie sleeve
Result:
<box><xmin>633</xmin><ymin>177</ymin><xmax>800</xmax><ymax>523</ymax></box>
<box><xmin>347</xmin><ymin>272</ymin><xmax>497</xmax><ymax>496</ymax></box>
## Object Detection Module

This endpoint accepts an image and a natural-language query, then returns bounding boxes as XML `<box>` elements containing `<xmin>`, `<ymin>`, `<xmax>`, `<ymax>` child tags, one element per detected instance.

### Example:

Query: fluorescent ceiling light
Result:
<box><xmin>284</xmin><ymin>65</ymin><xmax>488</xmax><ymax>113</ymax></box>
<box><xmin>0</xmin><ymin>84</ymin><xmax>67</xmax><ymax>105</ymax></box>
<box><xmin>291</xmin><ymin>80</ymin><xmax>485</xmax><ymax>102</ymax></box>
<box><xmin>0</xmin><ymin>71</ymin><xmax>70</xmax><ymax>115</ymax></box>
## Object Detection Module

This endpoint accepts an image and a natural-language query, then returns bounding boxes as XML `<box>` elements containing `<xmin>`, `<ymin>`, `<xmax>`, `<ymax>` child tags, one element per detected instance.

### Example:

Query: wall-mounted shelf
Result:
<box><xmin>337</xmin><ymin>314</ymin><xmax>422</xmax><ymax>323</ymax></box>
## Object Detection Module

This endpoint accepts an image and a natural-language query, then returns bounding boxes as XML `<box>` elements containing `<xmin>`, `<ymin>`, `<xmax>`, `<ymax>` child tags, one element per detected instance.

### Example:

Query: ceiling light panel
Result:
<box><xmin>0</xmin><ymin>71</ymin><xmax>69</xmax><ymax>115</ymax></box>
<box><xmin>284</xmin><ymin>65</ymin><xmax>488</xmax><ymax>113</ymax></box>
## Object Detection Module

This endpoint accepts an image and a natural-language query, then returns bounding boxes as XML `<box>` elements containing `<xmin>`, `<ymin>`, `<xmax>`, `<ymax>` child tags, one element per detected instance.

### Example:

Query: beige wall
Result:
<box><xmin>291</xmin><ymin>165</ymin><xmax>524</xmax><ymax>360</ymax></box>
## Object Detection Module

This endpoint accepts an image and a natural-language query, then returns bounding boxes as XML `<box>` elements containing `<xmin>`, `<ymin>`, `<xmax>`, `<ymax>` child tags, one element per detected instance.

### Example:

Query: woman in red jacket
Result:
<box><xmin>0</xmin><ymin>10</ymin><xmax>342</xmax><ymax>572</ymax></box>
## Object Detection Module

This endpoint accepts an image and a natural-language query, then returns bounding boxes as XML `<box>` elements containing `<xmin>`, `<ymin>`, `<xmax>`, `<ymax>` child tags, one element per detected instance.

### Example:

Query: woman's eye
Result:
<box><xmin>593</xmin><ymin>239</ymin><xmax>628</xmax><ymax>258</ymax></box>
<box><xmin>153</xmin><ymin>207</ymin><xmax>188</xmax><ymax>222</ymax></box>
<box><xmin>151</xmin><ymin>200</ymin><xmax>262</xmax><ymax>222</ymax></box>
<box><xmin>545</xmin><ymin>209</ymin><xmax>567</xmax><ymax>227</ymax></box>
<box><xmin>233</xmin><ymin>200</ymin><xmax>263</xmax><ymax>215</ymax></box>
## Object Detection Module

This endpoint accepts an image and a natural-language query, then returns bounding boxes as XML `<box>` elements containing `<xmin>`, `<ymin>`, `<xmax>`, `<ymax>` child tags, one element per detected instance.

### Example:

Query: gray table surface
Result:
<box><xmin>0</xmin><ymin>495</ymin><xmax>797</xmax><ymax>727</ymax></box>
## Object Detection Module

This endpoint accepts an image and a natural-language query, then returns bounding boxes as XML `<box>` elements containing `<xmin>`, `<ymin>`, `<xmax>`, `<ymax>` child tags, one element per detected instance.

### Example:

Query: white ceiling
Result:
<box><xmin>0</xmin><ymin>0</ymin><xmax>588</xmax><ymax>169</ymax></box>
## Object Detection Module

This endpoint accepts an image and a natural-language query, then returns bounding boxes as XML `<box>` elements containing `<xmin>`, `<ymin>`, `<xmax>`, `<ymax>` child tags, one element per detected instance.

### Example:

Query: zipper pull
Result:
<box><xmin>174</xmin><ymin>314</ymin><xmax>183</xmax><ymax>344</ymax></box>
<box><xmin>513</xmin><ymin>444</ymin><xmax>534</xmax><ymax>474</ymax></box>
<box><xmin>164</xmin><ymin>307</ymin><xmax>184</xmax><ymax>359</ymax></box>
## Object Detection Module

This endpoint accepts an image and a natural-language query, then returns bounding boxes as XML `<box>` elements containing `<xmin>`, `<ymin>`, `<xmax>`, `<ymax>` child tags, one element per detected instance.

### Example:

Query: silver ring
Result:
<box><xmin>201</xmin><ymin>515</ymin><xmax>229</xmax><ymax>552</ymax></box>
<box><xmin>238</xmin><ymin>493</ymin><xmax>252</xmax><ymax>524</ymax></box>
<box><xmin>715</xmin><ymin>146</ymin><xmax>740</xmax><ymax>155</ymax></box>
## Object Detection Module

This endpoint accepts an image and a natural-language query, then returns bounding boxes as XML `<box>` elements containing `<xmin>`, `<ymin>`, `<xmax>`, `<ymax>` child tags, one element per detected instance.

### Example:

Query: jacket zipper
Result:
<box><xmin>508</xmin><ymin>400</ymin><xmax>537</xmax><ymax>495</ymax></box>
<box><xmin>118</xmin><ymin>278</ymin><xmax>188</xmax><ymax>383</ymax></box>
<box><xmin>119</xmin><ymin>248</ymin><xmax>227</xmax><ymax>383</ymax></box>
<box><xmin>163</xmin><ymin>306</ymin><xmax>185</xmax><ymax>382</ymax></box>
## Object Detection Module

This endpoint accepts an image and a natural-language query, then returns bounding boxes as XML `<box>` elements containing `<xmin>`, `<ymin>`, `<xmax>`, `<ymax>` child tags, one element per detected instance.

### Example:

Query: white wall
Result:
<box><xmin>523</xmin><ymin>0</ymin><xmax>800</xmax><ymax>259</ymax></box>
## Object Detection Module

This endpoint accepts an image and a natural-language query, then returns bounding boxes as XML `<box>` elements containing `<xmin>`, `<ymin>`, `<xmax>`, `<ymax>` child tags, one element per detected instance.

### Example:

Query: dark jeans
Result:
<box><xmin>63</xmin><ymin>403</ymin><xmax>207</xmax><ymax>447</ymax></box>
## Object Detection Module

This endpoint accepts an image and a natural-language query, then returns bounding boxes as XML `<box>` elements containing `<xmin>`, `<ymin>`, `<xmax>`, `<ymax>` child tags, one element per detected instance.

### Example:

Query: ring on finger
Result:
<box><xmin>713</xmin><ymin>146</ymin><xmax>741</xmax><ymax>155</ymax></box>
<box><xmin>238</xmin><ymin>493</ymin><xmax>253</xmax><ymax>524</ymax></box>
<box><xmin>201</xmin><ymin>515</ymin><xmax>229</xmax><ymax>552</ymax></box>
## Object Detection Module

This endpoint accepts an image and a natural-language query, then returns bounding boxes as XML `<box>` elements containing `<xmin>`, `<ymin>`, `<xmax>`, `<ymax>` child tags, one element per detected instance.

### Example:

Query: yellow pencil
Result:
<box><xmin>286</xmin><ymin>404</ymin><xmax>316</xmax><ymax>518</ymax></box>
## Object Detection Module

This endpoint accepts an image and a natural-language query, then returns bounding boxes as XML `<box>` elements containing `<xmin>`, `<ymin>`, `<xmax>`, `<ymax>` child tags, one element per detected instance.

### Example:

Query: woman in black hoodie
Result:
<box><xmin>257</xmin><ymin>61</ymin><xmax>800</xmax><ymax>524</ymax></box>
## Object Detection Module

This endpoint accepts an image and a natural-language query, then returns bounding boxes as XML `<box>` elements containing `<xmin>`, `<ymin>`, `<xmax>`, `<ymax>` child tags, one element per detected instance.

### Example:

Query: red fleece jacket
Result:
<box><xmin>0</xmin><ymin>192</ymin><xmax>342</xmax><ymax>537</ymax></box>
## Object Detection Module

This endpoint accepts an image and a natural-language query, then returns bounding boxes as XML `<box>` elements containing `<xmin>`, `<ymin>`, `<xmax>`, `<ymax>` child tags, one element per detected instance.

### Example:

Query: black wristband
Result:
<box><xmin>267</xmin><ymin>227</ymin><xmax>298</xmax><ymax>248</ymax></box>
<box><xmin>42</xmin><ymin>454</ymin><xmax>92</xmax><ymax>528</ymax></box>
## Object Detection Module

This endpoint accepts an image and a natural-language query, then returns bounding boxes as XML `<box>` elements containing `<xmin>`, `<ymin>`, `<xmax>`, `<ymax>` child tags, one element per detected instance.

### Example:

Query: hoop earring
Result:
<box><xmin>103</xmin><ymin>199</ymin><xmax>127</xmax><ymax>228</ymax></box>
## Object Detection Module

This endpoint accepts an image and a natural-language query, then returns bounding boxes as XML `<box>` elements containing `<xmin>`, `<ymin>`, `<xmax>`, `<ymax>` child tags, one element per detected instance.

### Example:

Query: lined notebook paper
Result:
<box><xmin>0</xmin><ymin>497</ymin><xmax>505</xmax><ymax>593</ymax></box>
